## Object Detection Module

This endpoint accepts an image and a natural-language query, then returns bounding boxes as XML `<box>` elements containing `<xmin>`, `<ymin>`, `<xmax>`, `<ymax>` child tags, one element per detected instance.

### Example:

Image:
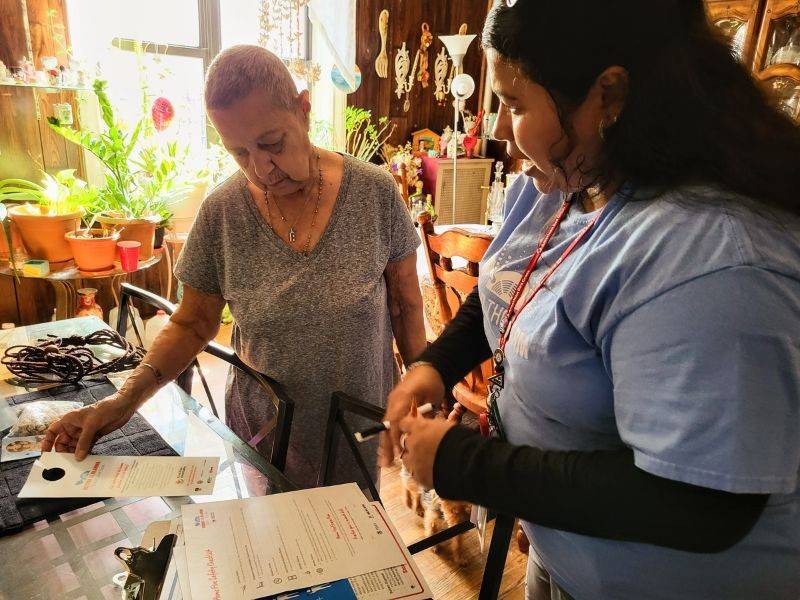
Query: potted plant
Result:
<box><xmin>0</xmin><ymin>170</ymin><xmax>96</xmax><ymax>263</ymax></box>
<box><xmin>47</xmin><ymin>79</ymin><xmax>159</xmax><ymax>259</ymax></box>
<box><xmin>344</xmin><ymin>106</ymin><xmax>396</xmax><ymax>163</ymax></box>
<box><xmin>65</xmin><ymin>223</ymin><xmax>121</xmax><ymax>272</ymax></box>
<box><xmin>49</xmin><ymin>81</ymin><xmax>196</xmax><ymax>260</ymax></box>
<box><xmin>132</xmin><ymin>141</ymin><xmax>191</xmax><ymax>251</ymax></box>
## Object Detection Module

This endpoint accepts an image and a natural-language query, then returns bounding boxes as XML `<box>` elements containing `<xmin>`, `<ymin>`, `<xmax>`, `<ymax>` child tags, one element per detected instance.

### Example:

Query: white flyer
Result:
<box><xmin>181</xmin><ymin>484</ymin><xmax>415</xmax><ymax>600</ymax></box>
<box><xmin>18</xmin><ymin>451</ymin><xmax>219</xmax><ymax>498</ymax></box>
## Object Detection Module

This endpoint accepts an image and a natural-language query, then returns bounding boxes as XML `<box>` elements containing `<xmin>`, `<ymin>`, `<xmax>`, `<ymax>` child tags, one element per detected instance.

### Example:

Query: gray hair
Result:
<box><xmin>205</xmin><ymin>45</ymin><xmax>298</xmax><ymax>111</ymax></box>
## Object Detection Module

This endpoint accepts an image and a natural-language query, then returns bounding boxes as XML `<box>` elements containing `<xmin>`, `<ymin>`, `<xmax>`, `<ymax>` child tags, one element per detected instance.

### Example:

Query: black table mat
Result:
<box><xmin>0</xmin><ymin>379</ymin><xmax>177</xmax><ymax>535</ymax></box>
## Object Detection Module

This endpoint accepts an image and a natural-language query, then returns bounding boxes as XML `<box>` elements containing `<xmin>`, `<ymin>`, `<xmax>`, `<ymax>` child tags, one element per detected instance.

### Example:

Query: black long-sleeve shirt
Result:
<box><xmin>416</xmin><ymin>288</ymin><xmax>768</xmax><ymax>553</ymax></box>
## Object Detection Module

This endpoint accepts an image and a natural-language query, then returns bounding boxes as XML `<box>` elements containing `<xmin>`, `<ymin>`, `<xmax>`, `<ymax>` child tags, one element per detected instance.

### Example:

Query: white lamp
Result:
<box><xmin>439</xmin><ymin>34</ymin><xmax>477</xmax><ymax>224</ymax></box>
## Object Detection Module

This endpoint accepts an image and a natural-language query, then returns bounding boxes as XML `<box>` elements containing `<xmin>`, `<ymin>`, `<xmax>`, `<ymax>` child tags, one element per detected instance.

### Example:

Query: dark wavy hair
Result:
<box><xmin>483</xmin><ymin>0</ymin><xmax>800</xmax><ymax>214</ymax></box>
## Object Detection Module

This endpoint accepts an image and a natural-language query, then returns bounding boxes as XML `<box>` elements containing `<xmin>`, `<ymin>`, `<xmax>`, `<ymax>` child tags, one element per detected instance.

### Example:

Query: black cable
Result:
<box><xmin>2</xmin><ymin>330</ymin><xmax>145</xmax><ymax>384</ymax></box>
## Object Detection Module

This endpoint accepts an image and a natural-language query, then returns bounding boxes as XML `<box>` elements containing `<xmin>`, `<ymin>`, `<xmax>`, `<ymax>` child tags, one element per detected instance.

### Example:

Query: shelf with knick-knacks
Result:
<box><xmin>0</xmin><ymin>82</ymin><xmax>91</xmax><ymax>93</ymax></box>
<box><xmin>0</xmin><ymin>56</ymin><xmax>92</xmax><ymax>92</ymax></box>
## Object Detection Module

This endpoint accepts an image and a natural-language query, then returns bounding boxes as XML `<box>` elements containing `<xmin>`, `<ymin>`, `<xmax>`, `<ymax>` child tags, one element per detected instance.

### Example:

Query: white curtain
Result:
<box><xmin>308</xmin><ymin>0</ymin><xmax>356</xmax><ymax>89</ymax></box>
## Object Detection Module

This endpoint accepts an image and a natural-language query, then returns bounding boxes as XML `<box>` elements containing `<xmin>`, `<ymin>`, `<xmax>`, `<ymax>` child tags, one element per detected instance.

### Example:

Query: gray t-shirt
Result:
<box><xmin>175</xmin><ymin>155</ymin><xmax>420</xmax><ymax>488</ymax></box>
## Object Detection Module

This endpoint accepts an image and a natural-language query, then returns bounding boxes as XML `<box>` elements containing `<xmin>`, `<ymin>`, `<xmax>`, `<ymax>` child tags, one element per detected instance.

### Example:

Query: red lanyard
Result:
<box><xmin>498</xmin><ymin>197</ymin><xmax>603</xmax><ymax>352</ymax></box>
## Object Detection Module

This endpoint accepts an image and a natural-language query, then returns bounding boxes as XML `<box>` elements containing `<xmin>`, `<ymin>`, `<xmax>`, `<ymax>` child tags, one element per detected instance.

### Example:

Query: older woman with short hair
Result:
<box><xmin>44</xmin><ymin>45</ymin><xmax>426</xmax><ymax>488</ymax></box>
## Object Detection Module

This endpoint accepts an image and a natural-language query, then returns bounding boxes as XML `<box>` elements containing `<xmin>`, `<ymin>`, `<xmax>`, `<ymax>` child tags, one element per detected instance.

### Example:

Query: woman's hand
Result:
<box><xmin>380</xmin><ymin>364</ymin><xmax>446</xmax><ymax>466</ymax></box>
<box><xmin>41</xmin><ymin>394</ymin><xmax>135</xmax><ymax>460</ymax></box>
<box><xmin>396</xmin><ymin>415</ymin><xmax>456</xmax><ymax>488</ymax></box>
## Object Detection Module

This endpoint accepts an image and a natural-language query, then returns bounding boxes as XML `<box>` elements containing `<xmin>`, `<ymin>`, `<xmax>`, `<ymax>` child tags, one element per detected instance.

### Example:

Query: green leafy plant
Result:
<box><xmin>345</xmin><ymin>106</ymin><xmax>395</xmax><ymax>163</ymax></box>
<box><xmin>133</xmin><ymin>141</ymin><xmax>195</xmax><ymax>227</ymax></box>
<box><xmin>48</xmin><ymin>79</ymin><xmax>147</xmax><ymax>218</ymax></box>
<box><xmin>0</xmin><ymin>170</ymin><xmax>99</xmax><ymax>217</ymax></box>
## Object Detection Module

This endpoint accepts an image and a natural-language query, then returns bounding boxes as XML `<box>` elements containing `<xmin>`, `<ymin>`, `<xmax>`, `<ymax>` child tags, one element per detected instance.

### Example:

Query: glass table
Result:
<box><xmin>0</xmin><ymin>317</ymin><xmax>295</xmax><ymax>600</ymax></box>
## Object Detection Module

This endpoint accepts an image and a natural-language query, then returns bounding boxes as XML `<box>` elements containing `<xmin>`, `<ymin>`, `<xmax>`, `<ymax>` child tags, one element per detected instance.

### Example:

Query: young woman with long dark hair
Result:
<box><xmin>383</xmin><ymin>1</ymin><xmax>800</xmax><ymax>597</ymax></box>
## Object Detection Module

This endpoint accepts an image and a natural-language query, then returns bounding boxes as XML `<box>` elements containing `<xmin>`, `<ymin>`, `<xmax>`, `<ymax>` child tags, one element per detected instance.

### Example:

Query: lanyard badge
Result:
<box><xmin>484</xmin><ymin>195</ymin><xmax>604</xmax><ymax>441</ymax></box>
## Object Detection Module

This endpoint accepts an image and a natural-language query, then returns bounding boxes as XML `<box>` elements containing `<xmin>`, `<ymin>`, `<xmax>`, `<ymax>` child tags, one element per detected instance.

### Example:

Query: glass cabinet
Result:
<box><xmin>705</xmin><ymin>0</ymin><xmax>800</xmax><ymax>121</ymax></box>
<box><xmin>705</xmin><ymin>0</ymin><xmax>764</xmax><ymax>65</ymax></box>
<box><xmin>753</xmin><ymin>0</ymin><xmax>800</xmax><ymax>120</ymax></box>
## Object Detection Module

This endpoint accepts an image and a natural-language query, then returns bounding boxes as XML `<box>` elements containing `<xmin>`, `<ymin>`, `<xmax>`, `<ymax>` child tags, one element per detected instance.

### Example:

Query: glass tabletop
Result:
<box><xmin>0</xmin><ymin>317</ymin><xmax>295</xmax><ymax>600</ymax></box>
<box><xmin>0</xmin><ymin>253</ymin><xmax>161</xmax><ymax>282</ymax></box>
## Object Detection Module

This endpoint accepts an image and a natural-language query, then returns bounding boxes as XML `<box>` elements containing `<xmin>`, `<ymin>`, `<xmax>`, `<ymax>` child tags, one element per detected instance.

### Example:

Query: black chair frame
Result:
<box><xmin>317</xmin><ymin>391</ymin><xmax>515</xmax><ymax>600</ymax></box>
<box><xmin>116</xmin><ymin>283</ymin><xmax>294</xmax><ymax>473</ymax></box>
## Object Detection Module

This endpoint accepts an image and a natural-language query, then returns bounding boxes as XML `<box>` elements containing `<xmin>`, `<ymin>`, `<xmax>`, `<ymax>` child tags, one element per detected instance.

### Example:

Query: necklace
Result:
<box><xmin>263</xmin><ymin>152</ymin><xmax>323</xmax><ymax>254</ymax></box>
<box><xmin>301</xmin><ymin>154</ymin><xmax>324</xmax><ymax>256</ymax></box>
<box><xmin>486</xmin><ymin>193</ymin><xmax>604</xmax><ymax>440</ymax></box>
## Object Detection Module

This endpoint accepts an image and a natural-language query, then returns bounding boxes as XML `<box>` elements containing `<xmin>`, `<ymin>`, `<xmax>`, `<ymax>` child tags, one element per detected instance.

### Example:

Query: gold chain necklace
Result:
<box><xmin>264</xmin><ymin>152</ymin><xmax>323</xmax><ymax>254</ymax></box>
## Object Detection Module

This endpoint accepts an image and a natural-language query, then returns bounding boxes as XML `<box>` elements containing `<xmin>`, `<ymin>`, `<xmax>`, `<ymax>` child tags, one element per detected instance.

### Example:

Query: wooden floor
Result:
<box><xmin>194</xmin><ymin>324</ymin><xmax>528</xmax><ymax>599</ymax></box>
<box><xmin>380</xmin><ymin>462</ymin><xmax>528</xmax><ymax>599</ymax></box>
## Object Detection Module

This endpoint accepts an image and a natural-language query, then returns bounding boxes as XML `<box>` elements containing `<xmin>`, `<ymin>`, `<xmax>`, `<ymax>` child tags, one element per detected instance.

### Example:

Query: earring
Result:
<box><xmin>599</xmin><ymin>115</ymin><xmax>618</xmax><ymax>141</ymax></box>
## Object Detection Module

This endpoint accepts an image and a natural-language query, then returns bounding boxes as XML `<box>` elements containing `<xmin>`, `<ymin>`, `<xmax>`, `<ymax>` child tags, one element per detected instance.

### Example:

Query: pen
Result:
<box><xmin>354</xmin><ymin>403</ymin><xmax>435</xmax><ymax>442</ymax></box>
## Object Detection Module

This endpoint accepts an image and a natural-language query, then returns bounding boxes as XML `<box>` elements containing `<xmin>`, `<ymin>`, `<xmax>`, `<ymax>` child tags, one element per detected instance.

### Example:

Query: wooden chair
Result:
<box><xmin>392</xmin><ymin>162</ymin><xmax>411</xmax><ymax>207</ymax></box>
<box><xmin>418</xmin><ymin>211</ymin><xmax>494</xmax><ymax>414</ymax></box>
<box><xmin>318</xmin><ymin>391</ymin><xmax>515</xmax><ymax>600</ymax></box>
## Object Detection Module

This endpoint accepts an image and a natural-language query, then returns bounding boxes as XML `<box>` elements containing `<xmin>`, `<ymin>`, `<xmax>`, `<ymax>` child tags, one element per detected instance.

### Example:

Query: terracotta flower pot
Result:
<box><xmin>65</xmin><ymin>228</ymin><xmax>120</xmax><ymax>272</ymax></box>
<box><xmin>8</xmin><ymin>204</ymin><xmax>84</xmax><ymax>263</ymax></box>
<box><xmin>96</xmin><ymin>215</ymin><xmax>159</xmax><ymax>260</ymax></box>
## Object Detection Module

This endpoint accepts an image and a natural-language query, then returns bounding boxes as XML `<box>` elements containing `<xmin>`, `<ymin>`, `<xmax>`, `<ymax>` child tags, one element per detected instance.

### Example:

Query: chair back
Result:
<box><xmin>117</xmin><ymin>283</ymin><xmax>294</xmax><ymax>472</ymax></box>
<box><xmin>418</xmin><ymin>212</ymin><xmax>494</xmax><ymax>413</ymax></box>
<box><xmin>392</xmin><ymin>162</ymin><xmax>411</xmax><ymax>207</ymax></box>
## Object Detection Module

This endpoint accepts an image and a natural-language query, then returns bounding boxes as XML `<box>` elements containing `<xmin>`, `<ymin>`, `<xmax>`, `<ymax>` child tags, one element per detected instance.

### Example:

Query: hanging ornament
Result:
<box><xmin>434</xmin><ymin>48</ymin><xmax>454</xmax><ymax>106</ymax></box>
<box><xmin>331</xmin><ymin>64</ymin><xmax>362</xmax><ymax>93</ymax></box>
<box><xmin>151</xmin><ymin>97</ymin><xmax>175</xmax><ymax>132</ymax></box>
<box><xmin>258</xmin><ymin>0</ymin><xmax>320</xmax><ymax>84</ymax></box>
<box><xmin>417</xmin><ymin>23</ymin><xmax>433</xmax><ymax>88</ymax></box>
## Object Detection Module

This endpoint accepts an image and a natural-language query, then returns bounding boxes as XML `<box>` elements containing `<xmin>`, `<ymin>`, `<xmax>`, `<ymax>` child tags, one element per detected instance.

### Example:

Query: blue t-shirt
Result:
<box><xmin>479</xmin><ymin>177</ymin><xmax>800</xmax><ymax>599</ymax></box>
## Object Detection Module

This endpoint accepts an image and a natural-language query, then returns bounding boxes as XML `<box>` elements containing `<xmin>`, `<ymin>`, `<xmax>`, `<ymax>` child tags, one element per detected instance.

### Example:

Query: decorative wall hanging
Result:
<box><xmin>434</xmin><ymin>47</ymin><xmax>454</xmax><ymax>105</ymax></box>
<box><xmin>375</xmin><ymin>9</ymin><xmax>390</xmax><ymax>79</ymax></box>
<box><xmin>395</xmin><ymin>42</ymin><xmax>410</xmax><ymax>99</ymax></box>
<box><xmin>258</xmin><ymin>0</ymin><xmax>321</xmax><ymax>84</ymax></box>
<box><xmin>418</xmin><ymin>23</ymin><xmax>433</xmax><ymax>88</ymax></box>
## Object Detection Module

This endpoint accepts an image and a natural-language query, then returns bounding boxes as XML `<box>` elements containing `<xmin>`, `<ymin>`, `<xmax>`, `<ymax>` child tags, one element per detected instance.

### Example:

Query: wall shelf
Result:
<box><xmin>0</xmin><ymin>82</ymin><xmax>90</xmax><ymax>93</ymax></box>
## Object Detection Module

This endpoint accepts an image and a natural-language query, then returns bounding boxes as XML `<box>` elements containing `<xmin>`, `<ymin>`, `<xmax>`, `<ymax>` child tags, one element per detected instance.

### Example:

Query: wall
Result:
<box><xmin>349</xmin><ymin>0</ymin><xmax>492</xmax><ymax>148</ymax></box>
<box><xmin>0</xmin><ymin>0</ymin><xmax>83</xmax><ymax>181</ymax></box>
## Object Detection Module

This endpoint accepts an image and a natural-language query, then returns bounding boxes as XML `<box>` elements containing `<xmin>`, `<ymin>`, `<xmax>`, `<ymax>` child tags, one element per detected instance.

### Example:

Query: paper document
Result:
<box><xmin>18</xmin><ymin>452</ymin><xmax>218</xmax><ymax>498</ymax></box>
<box><xmin>181</xmin><ymin>484</ymin><xmax>420</xmax><ymax>599</ymax></box>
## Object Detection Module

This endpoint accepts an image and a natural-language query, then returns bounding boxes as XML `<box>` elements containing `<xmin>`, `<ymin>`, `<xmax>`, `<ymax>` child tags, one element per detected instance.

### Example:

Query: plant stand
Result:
<box><xmin>0</xmin><ymin>252</ymin><xmax>162</xmax><ymax>321</ymax></box>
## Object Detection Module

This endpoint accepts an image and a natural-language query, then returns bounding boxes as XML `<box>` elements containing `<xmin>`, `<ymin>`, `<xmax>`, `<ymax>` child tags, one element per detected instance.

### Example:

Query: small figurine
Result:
<box><xmin>463</xmin><ymin>135</ymin><xmax>478</xmax><ymax>159</ymax></box>
<box><xmin>19</xmin><ymin>57</ymin><xmax>35</xmax><ymax>83</ymax></box>
<box><xmin>440</xmin><ymin>126</ymin><xmax>453</xmax><ymax>158</ymax></box>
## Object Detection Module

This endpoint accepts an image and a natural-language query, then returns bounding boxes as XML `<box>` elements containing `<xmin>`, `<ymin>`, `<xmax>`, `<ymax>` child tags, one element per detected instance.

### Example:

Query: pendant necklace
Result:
<box><xmin>265</xmin><ymin>152</ymin><xmax>321</xmax><ymax>244</ymax></box>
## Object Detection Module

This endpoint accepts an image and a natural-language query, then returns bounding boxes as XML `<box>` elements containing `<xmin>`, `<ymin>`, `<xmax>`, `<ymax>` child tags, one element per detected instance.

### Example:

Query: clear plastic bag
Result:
<box><xmin>9</xmin><ymin>400</ymin><xmax>82</xmax><ymax>437</ymax></box>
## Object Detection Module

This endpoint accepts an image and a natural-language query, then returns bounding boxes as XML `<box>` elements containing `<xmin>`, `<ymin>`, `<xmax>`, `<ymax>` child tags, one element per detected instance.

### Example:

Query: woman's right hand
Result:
<box><xmin>41</xmin><ymin>394</ymin><xmax>136</xmax><ymax>460</ymax></box>
<box><xmin>380</xmin><ymin>364</ymin><xmax>446</xmax><ymax>466</ymax></box>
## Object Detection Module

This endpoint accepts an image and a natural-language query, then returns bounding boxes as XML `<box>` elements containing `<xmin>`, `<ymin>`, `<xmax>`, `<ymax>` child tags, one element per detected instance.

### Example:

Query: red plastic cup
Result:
<box><xmin>117</xmin><ymin>241</ymin><xmax>141</xmax><ymax>272</ymax></box>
